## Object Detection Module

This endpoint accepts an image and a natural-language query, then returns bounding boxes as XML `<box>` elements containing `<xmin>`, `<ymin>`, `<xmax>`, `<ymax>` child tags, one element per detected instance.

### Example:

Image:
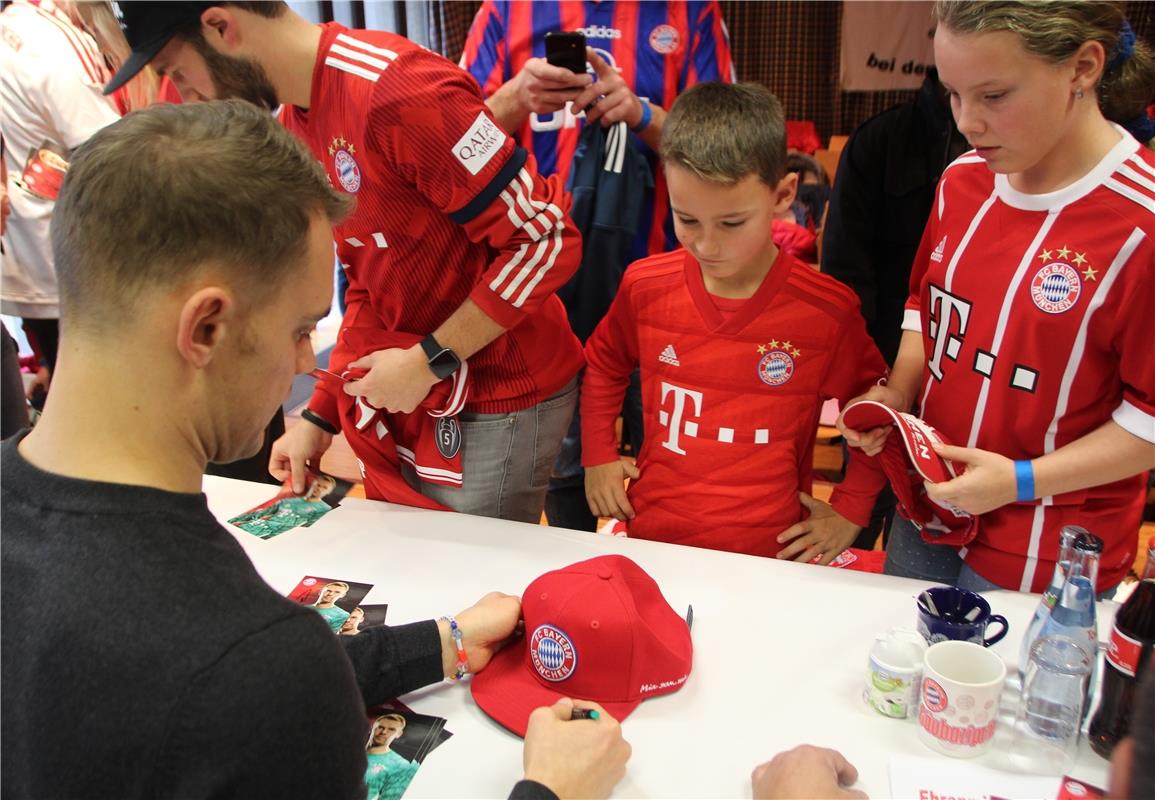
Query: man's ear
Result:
<box><xmin>199</xmin><ymin>6</ymin><xmax>242</xmax><ymax>50</ymax></box>
<box><xmin>176</xmin><ymin>287</ymin><xmax>235</xmax><ymax>369</ymax></box>
<box><xmin>773</xmin><ymin>172</ymin><xmax>799</xmax><ymax>216</ymax></box>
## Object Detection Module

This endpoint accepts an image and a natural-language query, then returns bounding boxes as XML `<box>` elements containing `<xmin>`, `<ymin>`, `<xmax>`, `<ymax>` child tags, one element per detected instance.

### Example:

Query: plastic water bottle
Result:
<box><xmin>1019</xmin><ymin>525</ymin><xmax>1083</xmax><ymax>680</ymax></box>
<box><xmin>1037</xmin><ymin>531</ymin><xmax>1103</xmax><ymax>723</ymax></box>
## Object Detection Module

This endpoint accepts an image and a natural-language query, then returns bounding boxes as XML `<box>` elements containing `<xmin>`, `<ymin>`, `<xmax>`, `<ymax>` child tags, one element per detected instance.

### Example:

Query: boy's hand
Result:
<box><xmin>837</xmin><ymin>385</ymin><xmax>907</xmax><ymax>456</ymax></box>
<box><xmin>776</xmin><ymin>492</ymin><xmax>860</xmax><ymax>565</ymax></box>
<box><xmin>585</xmin><ymin>459</ymin><xmax>638</xmax><ymax>521</ymax></box>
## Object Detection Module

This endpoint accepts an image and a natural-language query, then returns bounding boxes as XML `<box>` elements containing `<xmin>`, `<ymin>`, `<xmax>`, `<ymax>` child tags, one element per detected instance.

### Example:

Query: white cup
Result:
<box><xmin>864</xmin><ymin>628</ymin><xmax>927</xmax><ymax>719</ymax></box>
<box><xmin>918</xmin><ymin>640</ymin><xmax>1006</xmax><ymax>757</ymax></box>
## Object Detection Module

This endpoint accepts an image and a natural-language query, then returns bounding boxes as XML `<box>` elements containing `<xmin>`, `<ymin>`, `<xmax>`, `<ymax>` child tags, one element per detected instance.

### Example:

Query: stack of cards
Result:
<box><xmin>363</xmin><ymin>700</ymin><xmax>452</xmax><ymax>800</ymax></box>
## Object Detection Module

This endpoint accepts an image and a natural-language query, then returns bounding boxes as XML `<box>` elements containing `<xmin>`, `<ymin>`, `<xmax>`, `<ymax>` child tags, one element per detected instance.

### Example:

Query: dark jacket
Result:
<box><xmin>558</xmin><ymin>121</ymin><xmax>653</xmax><ymax>343</ymax></box>
<box><xmin>820</xmin><ymin>70</ymin><xmax>966</xmax><ymax>364</ymax></box>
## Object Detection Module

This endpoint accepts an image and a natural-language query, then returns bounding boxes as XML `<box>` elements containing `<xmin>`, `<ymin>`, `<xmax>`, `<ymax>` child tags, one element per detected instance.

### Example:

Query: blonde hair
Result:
<box><xmin>933</xmin><ymin>1</ymin><xmax>1155</xmax><ymax>125</ymax></box>
<box><xmin>661</xmin><ymin>82</ymin><xmax>787</xmax><ymax>186</ymax></box>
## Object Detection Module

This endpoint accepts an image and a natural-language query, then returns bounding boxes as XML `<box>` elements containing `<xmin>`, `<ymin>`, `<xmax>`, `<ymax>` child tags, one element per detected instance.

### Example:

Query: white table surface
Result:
<box><xmin>205</xmin><ymin>475</ymin><xmax>1117</xmax><ymax>799</ymax></box>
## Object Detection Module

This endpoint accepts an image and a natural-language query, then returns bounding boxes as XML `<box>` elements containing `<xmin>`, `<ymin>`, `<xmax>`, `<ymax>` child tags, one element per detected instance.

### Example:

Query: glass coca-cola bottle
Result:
<box><xmin>1088</xmin><ymin>579</ymin><xmax>1155</xmax><ymax>758</ymax></box>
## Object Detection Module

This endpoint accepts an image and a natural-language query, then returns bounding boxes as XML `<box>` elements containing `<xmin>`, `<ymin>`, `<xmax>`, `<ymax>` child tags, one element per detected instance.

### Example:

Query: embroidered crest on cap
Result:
<box><xmin>328</xmin><ymin>136</ymin><xmax>361</xmax><ymax>193</ymax></box>
<box><xmin>530</xmin><ymin>624</ymin><xmax>577</xmax><ymax>682</ymax></box>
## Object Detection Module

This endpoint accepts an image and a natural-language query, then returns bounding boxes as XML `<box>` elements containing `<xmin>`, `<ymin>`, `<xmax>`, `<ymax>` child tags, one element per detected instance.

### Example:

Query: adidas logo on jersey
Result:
<box><xmin>576</xmin><ymin>25</ymin><xmax>622</xmax><ymax>40</ymax></box>
<box><xmin>659</xmin><ymin>344</ymin><xmax>680</xmax><ymax>366</ymax></box>
<box><xmin>930</xmin><ymin>236</ymin><xmax>947</xmax><ymax>263</ymax></box>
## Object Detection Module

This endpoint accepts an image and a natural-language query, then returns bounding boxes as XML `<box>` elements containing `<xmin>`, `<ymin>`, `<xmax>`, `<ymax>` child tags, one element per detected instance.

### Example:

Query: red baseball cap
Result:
<box><xmin>471</xmin><ymin>555</ymin><xmax>692</xmax><ymax>737</ymax></box>
<box><xmin>840</xmin><ymin>400</ymin><xmax>976</xmax><ymax>547</ymax></box>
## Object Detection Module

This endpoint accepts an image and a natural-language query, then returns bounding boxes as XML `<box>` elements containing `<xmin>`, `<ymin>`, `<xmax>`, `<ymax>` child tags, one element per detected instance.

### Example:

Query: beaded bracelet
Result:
<box><xmin>439</xmin><ymin>616</ymin><xmax>469</xmax><ymax>681</ymax></box>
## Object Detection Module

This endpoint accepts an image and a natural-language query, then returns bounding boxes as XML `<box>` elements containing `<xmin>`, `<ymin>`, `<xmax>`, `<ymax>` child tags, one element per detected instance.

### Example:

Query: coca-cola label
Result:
<box><xmin>1106</xmin><ymin>625</ymin><xmax>1143</xmax><ymax>677</ymax></box>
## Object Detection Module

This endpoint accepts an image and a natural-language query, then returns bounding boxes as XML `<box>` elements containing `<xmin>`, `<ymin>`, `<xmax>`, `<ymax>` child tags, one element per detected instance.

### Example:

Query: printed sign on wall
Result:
<box><xmin>840</xmin><ymin>1</ymin><xmax>936</xmax><ymax>91</ymax></box>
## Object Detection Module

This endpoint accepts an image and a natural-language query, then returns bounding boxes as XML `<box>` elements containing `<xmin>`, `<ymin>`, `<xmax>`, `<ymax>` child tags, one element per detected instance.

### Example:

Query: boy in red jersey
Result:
<box><xmin>582</xmin><ymin>82</ymin><xmax>889</xmax><ymax>562</ymax></box>
<box><xmin>840</xmin><ymin>1</ymin><xmax>1155</xmax><ymax>595</ymax></box>
<box><xmin>105</xmin><ymin>2</ymin><xmax>585</xmax><ymax>524</ymax></box>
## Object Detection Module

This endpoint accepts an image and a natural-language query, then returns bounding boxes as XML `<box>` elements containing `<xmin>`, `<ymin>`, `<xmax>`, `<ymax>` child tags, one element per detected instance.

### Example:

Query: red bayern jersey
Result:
<box><xmin>282</xmin><ymin>24</ymin><xmax>584</xmax><ymax>421</ymax></box>
<box><xmin>904</xmin><ymin>132</ymin><xmax>1155</xmax><ymax>593</ymax></box>
<box><xmin>582</xmin><ymin>248</ymin><xmax>889</xmax><ymax>557</ymax></box>
<box><xmin>460</xmin><ymin>0</ymin><xmax>734</xmax><ymax>258</ymax></box>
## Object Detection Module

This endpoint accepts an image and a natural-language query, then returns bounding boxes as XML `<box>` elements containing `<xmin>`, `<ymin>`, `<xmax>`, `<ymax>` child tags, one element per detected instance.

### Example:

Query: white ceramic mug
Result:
<box><xmin>864</xmin><ymin>628</ymin><xmax>927</xmax><ymax>719</ymax></box>
<box><xmin>918</xmin><ymin>640</ymin><xmax>1006</xmax><ymax>757</ymax></box>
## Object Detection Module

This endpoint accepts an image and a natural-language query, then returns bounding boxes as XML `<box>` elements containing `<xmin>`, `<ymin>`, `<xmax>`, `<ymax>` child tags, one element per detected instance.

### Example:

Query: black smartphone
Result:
<box><xmin>544</xmin><ymin>31</ymin><xmax>587</xmax><ymax>74</ymax></box>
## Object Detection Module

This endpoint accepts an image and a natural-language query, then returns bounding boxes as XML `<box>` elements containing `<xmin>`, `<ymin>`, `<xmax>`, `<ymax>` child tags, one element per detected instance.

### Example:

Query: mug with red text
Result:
<box><xmin>918</xmin><ymin>640</ymin><xmax>1006</xmax><ymax>757</ymax></box>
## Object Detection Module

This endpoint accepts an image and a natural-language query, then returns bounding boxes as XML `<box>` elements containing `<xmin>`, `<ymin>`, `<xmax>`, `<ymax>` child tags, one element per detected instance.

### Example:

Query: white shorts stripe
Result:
<box><xmin>324</xmin><ymin>56</ymin><xmax>380</xmax><ymax>82</ymax></box>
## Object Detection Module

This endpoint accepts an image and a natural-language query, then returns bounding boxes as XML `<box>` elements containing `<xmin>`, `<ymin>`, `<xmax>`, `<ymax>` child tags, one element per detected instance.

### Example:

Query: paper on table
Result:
<box><xmin>889</xmin><ymin>755</ymin><xmax>1058</xmax><ymax>800</ymax></box>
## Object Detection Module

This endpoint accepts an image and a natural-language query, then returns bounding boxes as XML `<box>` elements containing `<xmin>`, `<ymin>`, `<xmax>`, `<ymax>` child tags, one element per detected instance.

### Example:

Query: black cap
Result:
<box><xmin>103</xmin><ymin>2</ymin><xmax>215</xmax><ymax>95</ymax></box>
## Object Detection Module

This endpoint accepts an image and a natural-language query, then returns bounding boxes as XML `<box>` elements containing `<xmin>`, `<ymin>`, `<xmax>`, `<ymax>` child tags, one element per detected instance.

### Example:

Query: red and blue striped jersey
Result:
<box><xmin>460</xmin><ymin>0</ymin><xmax>734</xmax><ymax>259</ymax></box>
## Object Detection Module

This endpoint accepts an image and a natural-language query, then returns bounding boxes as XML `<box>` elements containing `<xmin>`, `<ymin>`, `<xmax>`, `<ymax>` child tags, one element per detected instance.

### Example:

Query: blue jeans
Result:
<box><xmin>883</xmin><ymin>515</ymin><xmax>1006</xmax><ymax>592</ymax></box>
<box><xmin>405</xmin><ymin>377</ymin><xmax>578</xmax><ymax>524</ymax></box>
<box><xmin>883</xmin><ymin>515</ymin><xmax>1117</xmax><ymax>599</ymax></box>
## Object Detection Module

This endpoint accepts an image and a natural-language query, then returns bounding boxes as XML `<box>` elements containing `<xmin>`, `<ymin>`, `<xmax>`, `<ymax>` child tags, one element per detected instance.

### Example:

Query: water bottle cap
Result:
<box><xmin>1073</xmin><ymin>532</ymin><xmax>1104</xmax><ymax>554</ymax></box>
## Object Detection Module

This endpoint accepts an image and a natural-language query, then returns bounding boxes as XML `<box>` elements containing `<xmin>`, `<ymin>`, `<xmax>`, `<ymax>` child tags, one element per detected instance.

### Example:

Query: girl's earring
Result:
<box><xmin>1075</xmin><ymin>87</ymin><xmax>1085</xmax><ymax>99</ymax></box>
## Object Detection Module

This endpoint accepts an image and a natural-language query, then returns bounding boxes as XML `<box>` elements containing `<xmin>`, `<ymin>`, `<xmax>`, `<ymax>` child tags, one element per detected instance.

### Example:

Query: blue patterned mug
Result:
<box><xmin>916</xmin><ymin>586</ymin><xmax>1009</xmax><ymax>647</ymax></box>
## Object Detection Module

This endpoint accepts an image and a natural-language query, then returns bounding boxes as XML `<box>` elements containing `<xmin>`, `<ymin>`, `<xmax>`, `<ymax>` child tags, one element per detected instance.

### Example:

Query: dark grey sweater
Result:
<box><xmin>0</xmin><ymin>434</ymin><xmax>447</xmax><ymax>798</ymax></box>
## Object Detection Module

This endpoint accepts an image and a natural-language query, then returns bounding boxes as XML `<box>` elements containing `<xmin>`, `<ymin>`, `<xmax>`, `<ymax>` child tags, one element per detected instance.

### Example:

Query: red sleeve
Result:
<box><xmin>1113</xmin><ymin>237</ymin><xmax>1155</xmax><ymax>442</ymax></box>
<box><xmin>822</xmin><ymin>306</ymin><xmax>890</xmax><ymax>527</ymax></box>
<box><xmin>306</xmin><ymin>278</ymin><xmax>375</xmax><ymax>427</ymax></box>
<box><xmin>368</xmin><ymin>50</ymin><xmax>581</xmax><ymax>330</ymax></box>
<box><xmin>580</xmin><ymin>276</ymin><xmax>641</xmax><ymax>466</ymax></box>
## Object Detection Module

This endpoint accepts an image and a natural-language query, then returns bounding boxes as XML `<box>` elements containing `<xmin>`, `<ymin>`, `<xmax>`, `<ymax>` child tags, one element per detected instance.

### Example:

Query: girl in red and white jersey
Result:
<box><xmin>842</xmin><ymin>1</ymin><xmax>1155</xmax><ymax>595</ymax></box>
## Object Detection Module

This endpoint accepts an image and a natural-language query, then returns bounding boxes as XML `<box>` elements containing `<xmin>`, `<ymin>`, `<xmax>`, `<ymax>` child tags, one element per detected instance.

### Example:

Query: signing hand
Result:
<box><xmin>752</xmin><ymin>745</ymin><xmax>868</xmax><ymax>800</ymax></box>
<box><xmin>776</xmin><ymin>492</ymin><xmax>860</xmax><ymax>565</ymax></box>
<box><xmin>923</xmin><ymin>443</ymin><xmax>1016</xmax><ymax>516</ymax></box>
<box><xmin>573</xmin><ymin>48</ymin><xmax>645</xmax><ymax>128</ymax></box>
<box><xmin>443</xmin><ymin>592</ymin><xmax>522</xmax><ymax>677</ymax></box>
<box><xmin>838</xmin><ymin>385</ymin><xmax>907</xmax><ymax>456</ymax></box>
<box><xmin>343</xmin><ymin>344</ymin><xmax>437</xmax><ymax>414</ymax></box>
<box><xmin>523</xmin><ymin>699</ymin><xmax>631</xmax><ymax>799</ymax></box>
<box><xmin>585</xmin><ymin>458</ymin><xmax>639</xmax><ymax>521</ymax></box>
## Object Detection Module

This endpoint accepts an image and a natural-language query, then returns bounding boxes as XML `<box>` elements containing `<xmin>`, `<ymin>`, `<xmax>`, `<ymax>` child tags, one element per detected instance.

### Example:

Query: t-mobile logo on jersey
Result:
<box><xmin>926</xmin><ymin>285</ymin><xmax>972</xmax><ymax>381</ymax></box>
<box><xmin>658</xmin><ymin>382</ymin><xmax>702</xmax><ymax>455</ymax></box>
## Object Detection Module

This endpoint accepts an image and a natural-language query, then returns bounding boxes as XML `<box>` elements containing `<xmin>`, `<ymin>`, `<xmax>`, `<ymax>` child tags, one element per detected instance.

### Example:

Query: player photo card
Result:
<box><xmin>363</xmin><ymin>700</ymin><xmax>452</xmax><ymax>800</ymax></box>
<box><xmin>337</xmin><ymin>604</ymin><xmax>389</xmax><ymax>637</ymax></box>
<box><xmin>227</xmin><ymin>468</ymin><xmax>352</xmax><ymax>540</ymax></box>
<box><xmin>287</xmin><ymin>576</ymin><xmax>374</xmax><ymax>635</ymax></box>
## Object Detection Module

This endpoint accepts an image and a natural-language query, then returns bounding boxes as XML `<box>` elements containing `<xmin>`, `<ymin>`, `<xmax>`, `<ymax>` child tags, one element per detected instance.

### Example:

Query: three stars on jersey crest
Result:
<box><xmin>1038</xmin><ymin>244</ymin><xmax>1097</xmax><ymax>282</ymax></box>
<box><xmin>327</xmin><ymin>136</ymin><xmax>356</xmax><ymax>157</ymax></box>
<box><xmin>756</xmin><ymin>340</ymin><xmax>801</xmax><ymax>359</ymax></box>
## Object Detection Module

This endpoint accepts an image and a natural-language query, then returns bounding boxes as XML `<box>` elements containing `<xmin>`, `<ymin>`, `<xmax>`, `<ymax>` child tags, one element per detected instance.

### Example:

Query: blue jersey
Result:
<box><xmin>461</xmin><ymin>0</ymin><xmax>734</xmax><ymax>258</ymax></box>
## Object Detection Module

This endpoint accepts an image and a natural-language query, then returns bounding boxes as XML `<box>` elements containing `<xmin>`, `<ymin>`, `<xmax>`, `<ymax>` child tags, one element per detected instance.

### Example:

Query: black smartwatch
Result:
<box><xmin>420</xmin><ymin>334</ymin><xmax>462</xmax><ymax>380</ymax></box>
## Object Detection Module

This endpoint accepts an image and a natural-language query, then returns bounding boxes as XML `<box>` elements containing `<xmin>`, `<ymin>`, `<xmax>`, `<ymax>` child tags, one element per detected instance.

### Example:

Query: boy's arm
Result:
<box><xmin>581</xmin><ymin>281</ymin><xmax>641</xmax><ymax>520</ymax></box>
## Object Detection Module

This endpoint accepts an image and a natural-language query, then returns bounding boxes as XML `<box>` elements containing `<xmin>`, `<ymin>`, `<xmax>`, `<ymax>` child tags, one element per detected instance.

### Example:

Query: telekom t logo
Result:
<box><xmin>659</xmin><ymin>382</ymin><xmax>703</xmax><ymax>455</ymax></box>
<box><xmin>926</xmin><ymin>285</ymin><xmax>972</xmax><ymax>381</ymax></box>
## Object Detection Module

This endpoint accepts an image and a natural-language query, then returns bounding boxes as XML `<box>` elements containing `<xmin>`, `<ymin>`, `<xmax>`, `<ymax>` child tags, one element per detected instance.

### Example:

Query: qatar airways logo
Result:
<box><xmin>575</xmin><ymin>25</ymin><xmax>621</xmax><ymax>40</ymax></box>
<box><xmin>453</xmin><ymin>112</ymin><xmax>507</xmax><ymax>176</ymax></box>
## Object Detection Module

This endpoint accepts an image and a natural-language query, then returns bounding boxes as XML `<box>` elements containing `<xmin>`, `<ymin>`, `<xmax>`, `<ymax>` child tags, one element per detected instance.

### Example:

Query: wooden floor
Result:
<box><xmin>291</xmin><ymin>412</ymin><xmax>1154</xmax><ymax>580</ymax></box>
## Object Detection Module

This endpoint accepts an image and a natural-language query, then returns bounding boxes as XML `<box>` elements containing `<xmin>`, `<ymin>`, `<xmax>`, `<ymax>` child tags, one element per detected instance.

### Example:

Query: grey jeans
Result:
<box><xmin>403</xmin><ymin>377</ymin><xmax>579</xmax><ymax>524</ymax></box>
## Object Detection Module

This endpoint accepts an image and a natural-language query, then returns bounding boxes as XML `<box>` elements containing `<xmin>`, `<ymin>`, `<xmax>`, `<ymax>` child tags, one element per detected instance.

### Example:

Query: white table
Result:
<box><xmin>205</xmin><ymin>476</ymin><xmax>1117</xmax><ymax>798</ymax></box>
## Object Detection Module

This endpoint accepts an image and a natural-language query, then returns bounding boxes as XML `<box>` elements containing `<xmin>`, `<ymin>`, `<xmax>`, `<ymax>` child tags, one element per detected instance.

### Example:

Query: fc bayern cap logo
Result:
<box><xmin>471</xmin><ymin>555</ymin><xmax>693</xmax><ymax>737</ymax></box>
<box><xmin>530</xmin><ymin>625</ymin><xmax>577</xmax><ymax>682</ymax></box>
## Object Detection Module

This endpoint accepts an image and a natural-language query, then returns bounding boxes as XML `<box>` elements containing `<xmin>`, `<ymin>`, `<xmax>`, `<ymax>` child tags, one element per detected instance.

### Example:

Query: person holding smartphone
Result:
<box><xmin>461</xmin><ymin>1</ymin><xmax>735</xmax><ymax>531</ymax></box>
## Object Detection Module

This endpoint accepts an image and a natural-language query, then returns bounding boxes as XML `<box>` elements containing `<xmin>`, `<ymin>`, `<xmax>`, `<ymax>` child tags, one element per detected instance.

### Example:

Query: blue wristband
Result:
<box><xmin>632</xmin><ymin>98</ymin><xmax>652</xmax><ymax>133</ymax></box>
<box><xmin>1014</xmin><ymin>459</ymin><xmax>1035</xmax><ymax>502</ymax></box>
